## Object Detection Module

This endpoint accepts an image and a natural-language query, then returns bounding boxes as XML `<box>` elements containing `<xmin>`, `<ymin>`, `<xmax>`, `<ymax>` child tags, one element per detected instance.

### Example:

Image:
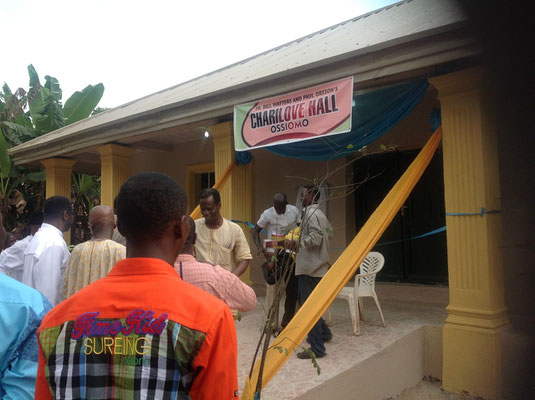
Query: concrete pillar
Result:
<box><xmin>430</xmin><ymin>67</ymin><xmax>508</xmax><ymax>399</ymax></box>
<box><xmin>40</xmin><ymin>158</ymin><xmax>76</xmax><ymax>244</ymax></box>
<box><xmin>210</xmin><ymin>121</ymin><xmax>254</xmax><ymax>285</ymax></box>
<box><xmin>96</xmin><ymin>144</ymin><xmax>133</xmax><ymax>207</ymax></box>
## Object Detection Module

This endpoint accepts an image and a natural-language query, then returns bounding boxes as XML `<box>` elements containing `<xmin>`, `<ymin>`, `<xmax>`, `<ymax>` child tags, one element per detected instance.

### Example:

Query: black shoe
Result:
<box><xmin>296</xmin><ymin>349</ymin><xmax>326</xmax><ymax>359</ymax></box>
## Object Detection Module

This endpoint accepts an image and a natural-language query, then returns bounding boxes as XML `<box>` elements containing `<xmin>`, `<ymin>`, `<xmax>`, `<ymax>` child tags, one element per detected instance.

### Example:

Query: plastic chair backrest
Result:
<box><xmin>354</xmin><ymin>252</ymin><xmax>385</xmax><ymax>297</ymax></box>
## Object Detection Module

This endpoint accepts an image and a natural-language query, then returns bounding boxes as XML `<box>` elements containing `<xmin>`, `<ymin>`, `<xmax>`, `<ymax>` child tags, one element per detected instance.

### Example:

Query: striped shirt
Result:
<box><xmin>175</xmin><ymin>254</ymin><xmax>257</xmax><ymax>312</ymax></box>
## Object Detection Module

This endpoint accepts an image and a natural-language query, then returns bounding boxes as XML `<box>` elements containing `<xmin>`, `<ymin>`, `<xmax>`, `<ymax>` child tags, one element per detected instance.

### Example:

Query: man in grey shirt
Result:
<box><xmin>286</xmin><ymin>185</ymin><xmax>333</xmax><ymax>359</ymax></box>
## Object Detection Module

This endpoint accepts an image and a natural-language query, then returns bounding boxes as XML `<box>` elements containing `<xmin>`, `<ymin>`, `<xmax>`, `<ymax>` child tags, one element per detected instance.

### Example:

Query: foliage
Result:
<box><xmin>0</xmin><ymin>65</ymin><xmax>105</xmax><ymax>232</ymax></box>
<box><xmin>72</xmin><ymin>173</ymin><xmax>101</xmax><ymax>244</ymax></box>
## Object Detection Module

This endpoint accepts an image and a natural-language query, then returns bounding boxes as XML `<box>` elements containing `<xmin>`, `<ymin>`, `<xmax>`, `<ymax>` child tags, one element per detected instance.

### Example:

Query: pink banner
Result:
<box><xmin>234</xmin><ymin>77</ymin><xmax>353</xmax><ymax>151</ymax></box>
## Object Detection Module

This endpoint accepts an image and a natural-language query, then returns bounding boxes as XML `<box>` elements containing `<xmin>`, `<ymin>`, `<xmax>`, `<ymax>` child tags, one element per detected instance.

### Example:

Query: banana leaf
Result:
<box><xmin>64</xmin><ymin>83</ymin><xmax>104</xmax><ymax>125</ymax></box>
<box><xmin>0</xmin><ymin>127</ymin><xmax>12</xmax><ymax>178</ymax></box>
<box><xmin>45</xmin><ymin>75</ymin><xmax>62</xmax><ymax>101</ymax></box>
<box><xmin>30</xmin><ymin>87</ymin><xmax>65</xmax><ymax>134</ymax></box>
<box><xmin>1</xmin><ymin>122</ymin><xmax>38</xmax><ymax>146</ymax></box>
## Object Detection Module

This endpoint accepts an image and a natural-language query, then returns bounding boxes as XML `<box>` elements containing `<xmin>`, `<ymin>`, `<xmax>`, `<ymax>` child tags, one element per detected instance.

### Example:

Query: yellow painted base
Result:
<box><xmin>443</xmin><ymin>322</ymin><xmax>503</xmax><ymax>399</ymax></box>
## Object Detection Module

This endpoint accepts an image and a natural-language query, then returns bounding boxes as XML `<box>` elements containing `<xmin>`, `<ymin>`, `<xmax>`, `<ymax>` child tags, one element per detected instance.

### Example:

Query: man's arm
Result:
<box><xmin>300</xmin><ymin>214</ymin><xmax>324</xmax><ymax>248</ymax></box>
<box><xmin>213</xmin><ymin>264</ymin><xmax>257</xmax><ymax>312</ymax></box>
<box><xmin>33</xmin><ymin>246</ymin><xmax>67</xmax><ymax>306</ymax></box>
<box><xmin>232</xmin><ymin>224</ymin><xmax>252</xmax><ymax>276</ymax></box>
<box><xmin>232</xmin><ymin>259</ymin><xmax>249</xmax><ymax>277</ymax></box>
<box><xmin>252</xmin><ymin>225</ymin><xmax>264</xmax><ymax>255</ymax></box>
<box><xmin>0</xmin><ymin>238</ymin><xmax>28</xmax><ymax>274</ymax></box>
<box><xmin>1</xmin><ymin>289</ymin><xmax>52</xmax><ymax>400</ymax></box>
<box><xmin>189</xmin><ymin>306</ymin><xmax>239</xmax><ymax>399</ymax></box>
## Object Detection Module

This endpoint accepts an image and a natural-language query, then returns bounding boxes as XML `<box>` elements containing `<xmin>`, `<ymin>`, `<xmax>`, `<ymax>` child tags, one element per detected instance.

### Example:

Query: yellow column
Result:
<box><xmin>41</xmin><ymin>158</ymin><xmax>75</xmax><ymax>244</ymax></box>
<box><xmin>430</xmin><ymin>68</ymin><xmax>508</xmax><ymax>399</ymax></box>
<box><xmin>210</xmin><ymin>121</ymin><xmax>254</xmax><ymax>285</ymax></box>
<box><xmin>96</xmin><ymin>144</ymin><xmax>133</xmax><ymax>207</ymax></box>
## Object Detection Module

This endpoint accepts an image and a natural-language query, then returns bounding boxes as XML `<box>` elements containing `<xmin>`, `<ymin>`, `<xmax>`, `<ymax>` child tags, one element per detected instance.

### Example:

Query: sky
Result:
<box><xmin>1</xmin><ymin>0</ymin><xmax>397</xmax><ymax>109</ymax></box>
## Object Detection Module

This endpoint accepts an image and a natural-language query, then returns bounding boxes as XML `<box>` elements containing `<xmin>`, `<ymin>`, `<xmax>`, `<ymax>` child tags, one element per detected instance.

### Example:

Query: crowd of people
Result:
<box><xmin>0</xmin><ymin>172</ymin><xmax>333</xmax><ymax>398</ymax></box>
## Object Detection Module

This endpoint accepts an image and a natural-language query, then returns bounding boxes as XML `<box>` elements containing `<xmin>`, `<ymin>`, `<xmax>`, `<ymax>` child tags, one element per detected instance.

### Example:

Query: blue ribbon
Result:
<box><xmin>445</xmin><ymin>207</ymin><xmax>501</xmax><ymax>217</ymax></box>
<box><xmin>373</xmin><ymin>226</ymin><xmax>446</xmax><ymax>247</ymax></box>
<box><xmin>232</xmin><ymin>218</ymin><xmax>447</xmax><ymax>248</ymax></box>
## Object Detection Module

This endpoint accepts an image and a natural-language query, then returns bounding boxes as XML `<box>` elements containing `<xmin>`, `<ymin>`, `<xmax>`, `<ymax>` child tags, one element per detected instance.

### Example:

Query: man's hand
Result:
<box><xmin>283</xmin><ymin>239</ymin><xmax>297</xmax><ymax>251</ymax></box>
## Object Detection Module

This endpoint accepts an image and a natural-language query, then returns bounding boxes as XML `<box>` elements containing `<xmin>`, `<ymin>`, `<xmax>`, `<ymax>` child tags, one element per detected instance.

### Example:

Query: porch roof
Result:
<box><xmin>9</xmin><ymin>0</ymin><xmax>472</xmax><ymax>166</ymax></box>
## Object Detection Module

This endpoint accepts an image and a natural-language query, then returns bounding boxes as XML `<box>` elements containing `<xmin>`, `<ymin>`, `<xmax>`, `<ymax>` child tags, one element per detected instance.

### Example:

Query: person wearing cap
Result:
<box><xmin>0</xmin><ymin>211</ymin><xmax>44</xmax><ymax>282</ymax></box>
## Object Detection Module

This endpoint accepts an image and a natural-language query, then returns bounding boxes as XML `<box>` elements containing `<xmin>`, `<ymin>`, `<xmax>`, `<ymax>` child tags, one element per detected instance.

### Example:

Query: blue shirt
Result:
<box><xmin>0</xmin><ymin>273</ymin><xmax>51</xmax><ymax>399</ymax></box>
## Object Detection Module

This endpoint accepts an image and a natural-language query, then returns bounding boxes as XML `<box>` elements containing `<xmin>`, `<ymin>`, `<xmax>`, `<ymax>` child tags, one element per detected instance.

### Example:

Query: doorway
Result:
<box><xmin>353</xmin><ymin>149</ymin><xmax>448</xmax><ymax>284</ymax></box>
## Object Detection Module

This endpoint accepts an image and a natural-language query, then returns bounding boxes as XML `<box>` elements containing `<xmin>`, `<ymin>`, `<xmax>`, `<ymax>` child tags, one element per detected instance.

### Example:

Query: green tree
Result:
<box><xmin>0</xmin><ymin>65</ymin><xmax>105</xmax><ymax>233</ymax></box>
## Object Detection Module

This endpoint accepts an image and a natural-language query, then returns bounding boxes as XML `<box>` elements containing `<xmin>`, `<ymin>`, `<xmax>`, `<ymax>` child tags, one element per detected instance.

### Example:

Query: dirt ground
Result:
<box><xmin>388</xmin><ymin>378</ymin><xmax>484</xmax><ymax>400</ymax></box>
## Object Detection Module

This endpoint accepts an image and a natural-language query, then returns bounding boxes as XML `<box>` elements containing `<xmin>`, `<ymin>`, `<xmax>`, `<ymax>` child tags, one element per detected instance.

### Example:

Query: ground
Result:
<box><xmin>390</xmin><ymin>378</ymin><xmax>484</xmax><ymax>400</ymax></box>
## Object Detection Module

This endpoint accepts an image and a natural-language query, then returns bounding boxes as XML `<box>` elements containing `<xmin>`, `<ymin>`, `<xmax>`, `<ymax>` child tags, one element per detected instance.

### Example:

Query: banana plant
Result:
<box><xmin>0</xmin><ymin>65</ymin><xmax>105</xmax><ymax>231</ymax></box>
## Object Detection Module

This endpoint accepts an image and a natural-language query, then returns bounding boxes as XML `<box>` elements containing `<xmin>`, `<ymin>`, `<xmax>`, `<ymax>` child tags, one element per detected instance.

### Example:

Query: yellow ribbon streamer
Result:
<box><xmin>242</xmin><ymin>127</ymin><xmax>442</xmax><ymax>398</ymax></box>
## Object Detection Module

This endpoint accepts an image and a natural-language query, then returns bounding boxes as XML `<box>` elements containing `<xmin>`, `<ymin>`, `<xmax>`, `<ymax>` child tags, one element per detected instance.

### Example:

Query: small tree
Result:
<box><xmin>0</xmin><ymin>65</ymin><xmax>105</xmax><ymax>233</ymax></box>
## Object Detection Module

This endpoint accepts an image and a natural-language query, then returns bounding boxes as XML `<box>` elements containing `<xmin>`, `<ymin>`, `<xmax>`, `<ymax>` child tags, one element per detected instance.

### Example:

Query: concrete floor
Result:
<box><xmin>236</xmin><ymin>282</ymin><xmax>449</xmax><ymax>399</ymax></box>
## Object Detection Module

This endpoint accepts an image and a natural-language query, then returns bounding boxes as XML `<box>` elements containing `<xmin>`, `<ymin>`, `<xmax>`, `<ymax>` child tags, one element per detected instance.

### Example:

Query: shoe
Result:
<box><xmin>323</xmin><ymin>333</ymin><xmax>333</xmax><ymax>343</ymax></box>
<box><xmin>296</xmin><ymin>349</ymin><xmax>326</xmax><ymax>359</ymax></box>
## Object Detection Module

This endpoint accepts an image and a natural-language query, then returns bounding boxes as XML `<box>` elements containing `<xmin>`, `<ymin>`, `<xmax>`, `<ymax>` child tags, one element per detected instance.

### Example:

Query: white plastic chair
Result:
<box><xmin>327</xmin><ymin>252</ymin><xmax>386</xmax><ymax>335</ymax></box>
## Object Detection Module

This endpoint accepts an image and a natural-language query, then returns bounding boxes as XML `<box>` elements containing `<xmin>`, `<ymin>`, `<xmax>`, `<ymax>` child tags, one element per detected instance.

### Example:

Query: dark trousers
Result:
<box><xmin>281</xmin><ymin>269</ymin><xmax>298</xmax><ymax>327</ymax></box>
<box><xmin>298</xmin><ymin>275</ymin><xmax>332</xmax><ymax>356</ymax></box>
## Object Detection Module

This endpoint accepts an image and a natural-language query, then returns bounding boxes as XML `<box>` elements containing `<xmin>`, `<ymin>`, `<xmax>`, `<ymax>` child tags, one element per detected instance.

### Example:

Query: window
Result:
<box><xmin>186</xmin><ymin>163</ymin><xmax>215</xmax><ymax>212</ymax></box>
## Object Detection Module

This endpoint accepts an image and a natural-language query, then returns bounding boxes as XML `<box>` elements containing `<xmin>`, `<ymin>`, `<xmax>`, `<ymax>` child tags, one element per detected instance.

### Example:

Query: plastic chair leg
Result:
<box><xmin>347</xmin><ymin>295</ymin><xmax>359</xmax><ymax>336</ymax></box>
<box><xmin>326</xmin><ymin>307</ymin><xmax>333</xmax><ymax>326</ymax></box>
<box><xmin>372</xmin><ymin>292</ymin><xmax>386</xmax><ymax>327</ymax></box>
<box><xmin>358</xmin><ymin>297</ymin><xmax>365</xmax><ymax>320</ymax></box>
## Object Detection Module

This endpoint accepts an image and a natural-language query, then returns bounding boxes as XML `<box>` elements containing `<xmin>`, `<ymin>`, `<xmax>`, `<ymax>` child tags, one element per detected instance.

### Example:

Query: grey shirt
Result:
<box><xmin>295</xmin><ymin>204</ymin><xmax>333</xmax><ymax>277</ymax></box>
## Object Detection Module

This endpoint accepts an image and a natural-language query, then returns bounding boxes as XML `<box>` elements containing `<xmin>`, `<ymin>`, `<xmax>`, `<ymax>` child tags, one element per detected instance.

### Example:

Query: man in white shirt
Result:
<box><xmin>22</xmin><ymin>196</ymin><xmax>74</xmax><ymax>306</ymax></box>
<box><xmin>0</xmin><ymin>211</ymin><xmax>43</xmax><ymax>281</ymax></box>
<box><xmin>253</xmin><ymin>192</ymin><xmax>300</xmax><ymax>329</ymax></box>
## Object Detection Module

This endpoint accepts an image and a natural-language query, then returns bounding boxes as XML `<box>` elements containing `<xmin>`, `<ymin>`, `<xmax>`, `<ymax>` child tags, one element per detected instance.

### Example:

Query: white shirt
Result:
<box><xmin>257</xmin><ymin>205</ymin><xmax>301</xmax><ymax>239</ymax></box>
<box><xmin>22</xmin><ymin>223</ymin><xmax>70</xmax><ymax>306</ymax></box>
<box><xmin>0</xmin><ymin>235</ymin><xmax>33</xmax><ymax>282</ymax></box>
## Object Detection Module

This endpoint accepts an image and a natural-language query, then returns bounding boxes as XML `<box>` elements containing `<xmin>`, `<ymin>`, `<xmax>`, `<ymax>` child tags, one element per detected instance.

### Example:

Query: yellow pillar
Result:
<box><xmin>430</xmin><ymin>68</ymin><xmax>508</xmax><ymax>399</ymax></box>
<box><xmin>96</xmin><ymin>144</ymin><xmax>133</xmax><ymax>207</ymax></box>
<box><xmin>210</xmin><ymin>121</ymin><xmax>254</xmax><ymax>285</ymax></box>
<box><xmin>41</xmin><ymin>158</ymin><xmax>75</xmax><ymax>244</ymax></box>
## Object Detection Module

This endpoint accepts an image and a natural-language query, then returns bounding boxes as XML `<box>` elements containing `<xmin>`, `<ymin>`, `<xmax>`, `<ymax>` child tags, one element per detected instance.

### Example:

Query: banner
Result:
<box><xmin>234</xmin><ymin>77</ymin><xmax>353</xmax><ymax>151</ymax></box>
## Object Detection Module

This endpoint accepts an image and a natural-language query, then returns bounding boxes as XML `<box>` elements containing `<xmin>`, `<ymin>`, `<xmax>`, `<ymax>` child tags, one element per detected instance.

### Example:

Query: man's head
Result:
<box><xmin>88</xmin><ymin>206</ymin><xmax>116</xmax><ymax>240</ymax></box>
<box><xmin>28</xmin><ymin>211</ymin><xmax>44</xmax><ymax>235</ymax></box>
<box><xmin>273</xmin><ymin>192</ymin><xmax>288</xmax><ymax>215</ymax></box>
<box><xmin>180</xmin><ymin>217</ymin><xmax>196</xmax><ymax>254</ymax></box>
<box><xmin>199</xmin><ymin>188</ymin><xmax>222</xmax><ymax>225</ymax></box>
<box><xmin>116</xmin><ymin>172</ymin><xmax>189</xmax><ymax>263</ymax></box>
<box><xmin>43</xmin><ymin>196</ymin><xmax>74</xmax><ymax>233</ymax></box>
<box><xmin>301</xmin><ymin>185</ymin><xmax>320</xmax><ymax>207</ymax></box>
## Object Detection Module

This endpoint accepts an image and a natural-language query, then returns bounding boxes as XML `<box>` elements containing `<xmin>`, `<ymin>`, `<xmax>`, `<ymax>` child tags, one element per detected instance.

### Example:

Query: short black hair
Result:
<box><xmin>183</xmin><ymin>216</ymin><xmax>196</xmax><ymax>249</ymax></box>
<box><xmin>273</xmin><ymin>192</ymin><xmax>288</xmax><ymax>202</ymax></box>
<box><xmin>199</xmin><ymin>188</ymin><xmax>221</xmax><ymax>204</ymax></box>
<box><xmin>303</xmin><ymin>185</ymin><xmax>320</xmax><ymax>201</ymax></box>
<box><xmin>116</xmin><ymin>172</ymin><xmax>187</xmax><ymax>241</ymax></box>
<box><xmin>43</xmin><ymin>196</ymin><xmax>72</xmax><ymax>219</ymax></box>
<box><xmin>28</xmin><ymin>211</ymin><xmax>44</xmax><ymax>225</ymax></box>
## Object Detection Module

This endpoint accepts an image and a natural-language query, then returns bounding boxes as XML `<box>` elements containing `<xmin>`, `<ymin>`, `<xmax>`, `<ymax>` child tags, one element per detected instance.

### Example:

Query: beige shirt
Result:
<box><xmin>63</xmin><ymin>239</ymin><xmax>126</xmax><ymax>298</ymax></box>
<box><xmin>194</xmin><ymin>218</ymin><xmax>252</xmax><ymax>272</ymax></box>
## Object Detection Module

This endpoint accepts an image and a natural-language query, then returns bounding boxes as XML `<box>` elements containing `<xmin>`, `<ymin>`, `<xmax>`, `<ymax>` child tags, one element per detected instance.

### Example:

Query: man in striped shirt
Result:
<box><xmin>175</xmin><ymin>217</ymin><xmax>257</xmax><ymax>312</ymax></box>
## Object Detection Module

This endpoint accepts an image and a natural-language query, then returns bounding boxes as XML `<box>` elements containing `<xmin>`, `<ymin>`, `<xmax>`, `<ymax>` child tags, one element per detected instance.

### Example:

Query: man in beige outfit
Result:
<box><xmin>63</xmin><ymin>205</ymin><xmax>126</xmax><ymax>297</ymax></box>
